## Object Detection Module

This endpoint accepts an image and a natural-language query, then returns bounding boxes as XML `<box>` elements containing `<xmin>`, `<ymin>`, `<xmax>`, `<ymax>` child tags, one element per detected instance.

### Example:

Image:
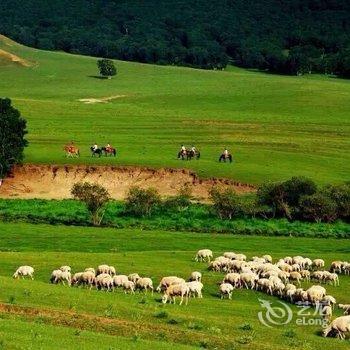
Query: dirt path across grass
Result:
<box><xmin>0</xmin><ymin>164</ymin><xmax>255</xmax><ymax>200</ymax></box>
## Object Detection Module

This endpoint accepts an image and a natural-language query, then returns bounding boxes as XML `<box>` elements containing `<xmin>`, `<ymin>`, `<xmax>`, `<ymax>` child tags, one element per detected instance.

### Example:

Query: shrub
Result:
<box><xmin>71</xmin><ymin>182</ymin><xmax>110</xmax><ymax>226</ymax></box>
<box><xmin>257</xmin><ymin>177</ymin><xmax>317</xmax><ymax>219</ymax></box>
<box><xmin>209</xmin><ymin>187</ymin><xmax>241</xmax><ymax>219</ymax></box>
<box><xmin>125</xmin><ymin>187</ymin><xmax>161</xmax><ymax>217</ymax></box>
<box><xmin>162</xmin><ymin>184</ymin><xmax>192</xmax><ymax>212</ymax></box>
<box><xmin>323</xmin><ymin>183</ymin><xmax>350</xmax><ymax>222</ymax></box>
<box><xmin>299</xmin><ymin>192</ymin><xmax>338</xmax><ymax>223</ymax></box>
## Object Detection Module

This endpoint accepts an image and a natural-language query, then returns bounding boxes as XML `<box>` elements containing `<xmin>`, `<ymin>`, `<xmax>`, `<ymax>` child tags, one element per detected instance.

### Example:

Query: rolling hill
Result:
<box><xmin>0</xmin><ymin>35</ymin><xmax>349</xmax><ymax>185</ymax></box>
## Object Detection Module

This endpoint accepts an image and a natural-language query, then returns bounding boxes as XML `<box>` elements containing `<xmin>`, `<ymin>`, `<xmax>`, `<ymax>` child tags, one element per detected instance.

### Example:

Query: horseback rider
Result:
<box><xmin>191</xmin><ymin>145</ymin><xmax>197</xmax><ymax>155</ymax></box>
<box><xmin>93</xmin><ymin>143</ymin><xmax>98</xmax><ymax>151</ymax></box>
<box><xmin>106</xmin><ymin>143</ymin><xmax>112</xmax><ymax>152</ymax></box>
<box><xmin>181</xmin><ymin>144</ymin><xmax>186</xmax><ymax>155</ymax></box>
<box><xmin>223</xmin><ymin>148</ymin><xmax>229</xmax><ymax>158</ymax></box>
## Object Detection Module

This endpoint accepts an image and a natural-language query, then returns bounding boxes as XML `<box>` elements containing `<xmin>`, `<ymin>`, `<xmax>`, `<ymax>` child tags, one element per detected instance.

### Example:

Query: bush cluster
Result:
<box><xmin>210</xmin><ymin>177</ymin><xmax>349</xmax><ymax>223</ymax></box>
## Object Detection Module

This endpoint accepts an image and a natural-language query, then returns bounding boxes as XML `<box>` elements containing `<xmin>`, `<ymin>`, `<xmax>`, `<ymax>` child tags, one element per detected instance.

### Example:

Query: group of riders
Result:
<box><xmin>64</xmin><ymin>142</ymin><xmax>233</xmax><ymax>162</ymax></box>
<box><xmin>64</xmin><ymin>142</ymin><xmax>116</xmax><ymax>158</ymax></box>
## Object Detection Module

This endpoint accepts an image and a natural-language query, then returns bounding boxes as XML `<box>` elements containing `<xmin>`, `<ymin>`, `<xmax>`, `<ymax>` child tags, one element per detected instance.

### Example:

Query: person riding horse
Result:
<box><xmin>102</xmin><ymin>143</ymin><xmax>117</xmax><ymax>157</ymax></box>
<box><xmin>219</xmin><ymin>148</ymin><xmax>233</xmax><ymax>163</ymax></box>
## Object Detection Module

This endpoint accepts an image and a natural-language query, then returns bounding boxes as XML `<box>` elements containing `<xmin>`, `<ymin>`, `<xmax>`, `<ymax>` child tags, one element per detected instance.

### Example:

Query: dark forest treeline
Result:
<box><xmin>1</xmin><ymin>0</ymin><xmax>350</xmax><ymax>76</ymax></box>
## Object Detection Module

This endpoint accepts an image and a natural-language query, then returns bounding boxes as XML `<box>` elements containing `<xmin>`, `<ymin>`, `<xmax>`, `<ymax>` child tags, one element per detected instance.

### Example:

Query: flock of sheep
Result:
<box><xmin>12</xmin><ymin>249</ymin><xmax>350</xmax><ymax>340</ymax></box>
<box><xmin>196</xmin><ymin>249</ymin><xmax>350</xmax><ymax>339</ymax></box>
<box><xmin>12</xmin><ymin>264</ymin><xmax>203</xmax><ymax>306</ymax></box>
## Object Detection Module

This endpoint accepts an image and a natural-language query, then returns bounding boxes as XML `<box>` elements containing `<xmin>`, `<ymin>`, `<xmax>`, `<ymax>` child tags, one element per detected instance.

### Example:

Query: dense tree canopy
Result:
<box><xmin>0</xmin><ymin>98</ymin><xmax>28</xmax><ymax>178</ymax></box>
<box><xmin>1</xmin><ymin>0</ymin><xmax>350</xmax><ymax>76</ymax></box>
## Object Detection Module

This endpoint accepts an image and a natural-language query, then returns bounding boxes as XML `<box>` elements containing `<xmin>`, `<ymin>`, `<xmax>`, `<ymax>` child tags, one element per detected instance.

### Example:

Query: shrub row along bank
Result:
<box><xmin>0</xmin><ymin>199</ymin><xmax>348</xmax><ymax>238</ymax></box>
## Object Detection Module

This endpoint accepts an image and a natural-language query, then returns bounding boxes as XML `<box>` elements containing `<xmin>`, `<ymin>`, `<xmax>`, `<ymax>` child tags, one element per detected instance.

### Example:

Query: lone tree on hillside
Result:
<box><xmin>97</xmin><ymin>58</ymin><xmax>117</xmax><ymax>79</ymax></box>
<box><xmin>71</xmin><ymin>182</ymin><xmax>110</xmax><ymax>226</ymax></box>
<box><xmin>0</xmin><ymin>98</ymin><xmax>28</xmax><ymax>179</ymax></box>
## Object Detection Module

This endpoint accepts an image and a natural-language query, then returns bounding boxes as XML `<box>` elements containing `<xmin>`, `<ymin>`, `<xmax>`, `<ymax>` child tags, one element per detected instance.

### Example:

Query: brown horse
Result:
<box><xmin>64</xmin><ymin>145</ymin><xmax>80</xmax><ymax>158</ymax></box>
<box><xmin>102</xmin><ymin>147</ymin><xmax>117</xmax><ymax>157</ymax></box>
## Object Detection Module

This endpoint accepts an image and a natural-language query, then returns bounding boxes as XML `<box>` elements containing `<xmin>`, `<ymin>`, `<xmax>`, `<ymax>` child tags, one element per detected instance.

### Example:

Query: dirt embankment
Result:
<box><xmin>0</xmin><ymin>165</ymin><xmax>255</xmax><ymax>200</ymax></box>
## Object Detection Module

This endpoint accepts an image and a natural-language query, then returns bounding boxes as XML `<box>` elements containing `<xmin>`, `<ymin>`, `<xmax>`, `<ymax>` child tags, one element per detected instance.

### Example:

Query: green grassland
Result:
<box><xmin>0</xmin><ymin>222</ymin><xmax>349</xmax><ymax>349</ymax></box>
<box><xmin>0</xmin><ymin>37</ymin><xmax>349</xmax><ymax>184</ymax></box>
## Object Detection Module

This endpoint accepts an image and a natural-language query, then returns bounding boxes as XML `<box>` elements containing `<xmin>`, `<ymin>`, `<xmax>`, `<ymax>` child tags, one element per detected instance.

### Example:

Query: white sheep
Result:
<box><xmin>72</xmin><ymin>272</ymin><xmax>83</xmax><ymax>285</ymax></box>
<box><xmin>13</xmin><ymin>266</ymin><xmax>34</xmax><ymax>279</ymax></box>
<box><xmin>186</xmin><ymin>281</ymin><xmax>203</xmax><ymax>298</ymax></box>
<box><xmin>84</xmin><ymin>267</ymin><xmax>96</xmax><ymax>275</ymax></box>
<box><xmin>289</xmin><ymin>271</ymin><xmax>302</xmax><ymax>285</ymax></box>
<box><xmin>195</xmin><ymin>249</ymin><xmax>213</xmax><ymax>262</ymax></box>
<box><xmin>223</xmin><ymin>273</ymin><xmax>241</xmax><ymax>288</ymax></box>
<box><xmin>128</xmin><ymin>273</ymin><xmax>140</xmax><ymax>283</ymax></box>
<box><xmin>113</xmin><ymin>275</ymin><xmax>129</xmax><ymax>288</ymax></box>
<box><xmin>339</xmin><ymin>304</ymin><xmax>350</xmax><ymax>315</ymax></box>
<box><xmin>162</xmin><ymin>283</ymin><xmax>190</xmax><ymax>305</ymax></box>
<box><xmin>330</xmin><ymin>261</ymin><xmax>342</xmax><ymax>273</ymax></box>
<box><xmin>136</xmin><ymin>277</ymin><xmax>153</xmax><ymax>294</ymax></box>
<box><xmin>80</xmin><ymin>270</ymin><xmax>96</xmax><ymax>288</ymax></box>
<box><xmin>96</xmin><ymin>274</ymin><xmax>114</xmax><ymax>291</ymax></box>
<box><xmin>324</xmin><ymin>273</ymin><xmax>339</xmax><ymax>286</ymax></box>
<box><xmin>313</xmin><ymin>259</ymin><xmax>325</xmax><ymax>269</ymax></box>
<box><xmin>322</xmin><ymin>305</ymin><xmax>333</xmax><ymax>321</ymax></box>
<box><xmin>240</xmin><ymin>272</ymin><xmax>258</xmax><ymax>289</ymax></box>
<box><xmin>322</xmin><ymin>295</ymin><xmax>337</xmax><ymax>309</ymax></box>
<box><xmin>156</xmin><ymin>276</ymin><xmax>185</xmax><ymax>292</ymax></box>
<box><xmin>60</xmin><ymin>265</ymin><xmax>71</xmax><ymax>273</ymax></box>
<box><xmin>189</xmin><ymin>271</ymin><xmax>202</xmax><ymax>282</ymax></box>
<box><xmin>306</xmin><ymin>285</ymin><xmax>326</xmax><ymax>305</ymax></box>
<box><xmin>262</xmin><ymin>255</ymin><xmax>273</xmax><ymax>263</ymax></box>
<box><xmin>122</xmin><ymin>280</ymin><xmax>135</xmax><ymax>294</ymax></box>
<box><xmin>50</xmin><ymin>269</ymin><xmax>71</xmax><ymax>286</ymax></box>
<box><xmin>323</xmin><ymin>315</ymin><xmax>350</xmax><ymax>339</ymax></box>
<box><xmin>219</xmin><ymin>283</ymin><xmax>234</xmax><ymax>299</ymax></box>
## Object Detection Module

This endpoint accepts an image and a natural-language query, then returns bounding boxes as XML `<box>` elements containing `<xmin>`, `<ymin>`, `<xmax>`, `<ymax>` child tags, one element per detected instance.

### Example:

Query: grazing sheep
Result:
<box><xmin>136</xmin><ymin>277</ymin><xmax>154</xmax><ymax>294</ymax></box>
<box><xmin>262</xmin><ymin>255</ymin><xmax>272</xmax><ymax>263</ymax></box>
<box><xmin>283</xmin><ymin>256</ymin><xmax>293</xmax><ymax>265</ymax></box>
<box><xmin>72</xmin><ymin>272</ymin><xmax>83</xmax><ymax>285</ymax></box>
<box><xmin>50</xmin><ymin>269</ymin><xmax>63</xmax><ymax>284</ymax></box>
<box><xmin>97</xmin><ymin>265</ymin><xmax>110</xmax><ymax>275</ymax></box>
<box><xmin>339</xmin><ymin>304</ymin><xmax>350</xmax><ymax>315</ymax></box>
<box><xmin>96</xmin><ymin>273</ymin><xmax>113</xmax><ymax>291</ymax></box>
<box><xmin>324</xmin><ymin>273</ymin><xmax>339</xmax><ymax>286</ymax></box>
<box><xmin>128</xmin><ymin>273</ymin><xmax>140</xmax><ymax>283</ymax></box>
<box><xmin>195</xmin><ymin>249</ymin><xmax>213</xmax><ymax>262</ymax></box>
<box><xmin>289</xmin><ymin>272</ymin><xmax>302</xmax><ymax>285</ymax></box>
<box><xmin>122</xmin><ymin>280</ymin><xmax>135</xmax><ymax>294</ymax></box>
<box><xmin>113</xmin><ymin>275</ymin><xmax>129</xmax><ymax>288</ymax></box>
<box><xmin>186</xmin><ymin>281</ymin><xmax>203</xmax><ymax>298</ymax></box>
<box><xmin>224</xmin><ymin>252</ymin><xmax>236</xmax><ymax>260</ymax></box>
<box><xmin>235</xmin><ymin>253</ymin><xmax>247</xmax><ymax>261</ymax></box>
<box><xmin>223</xmin><ymin>273</ymin><xmax>241</xmax><ymax>288</ymax></box>
<box><xmin>219</xmin><ymin>283</ymin><xmax>234</xmax><ymax>299</ymax></box>
<box><xmin>80</xmin><ymin>271</ymin><xmax>96</xmax><ymax>288</ymax></box>
<box><xmin>13</xmin><ymin>266</ymin><xmax>34</xmax><ymax>280</ymax></box>
<box><xmin>322</xmin><ymin>295</ymin><xmax>337</xmax><ymax>309</ymax></box>
<box><xmin>322</xmin><ymin>305</ymin><xmax>333</xmax><ymax>321</ymax></box>
<box><xmin>50</xmin><ymin>270</ymin><xmax>71</xmax><ymax>286</ymax></box>
<box><xmin>306</xmin><ymin>285</ymin><xmax>326</xmax><ymax>305</ymax></box>
<box><xmin>323</xmin><ymin>315</ymin><xmax>350</xmax><ymax>339</ymax></box>
<box><xmin>240</xmin><ymin>272</ymin><xmax>258</xmax><ymax>289</ymax></box>
<box><xmin>189</xmin><ymin>271</ymin><xmax>202</xmax><ymax>282</ymax></box>
<box><xmin>300</xmin><ymin>270</ymin><xmax>310</xmax><ymax>282</ymax></box>
<box><xmin>162</xmin><ymin>283</ymin><xmax>190</xmax><ymax>305</ymax></box>
<box><xmin>84</xmin><ymin>267</ymin><xmax>96</xmax><ymax>275</ymax></box>
<box><xmin>330</xmin><ymin>261</ymin><xmax>342</xmax><ymax>274</ymax></box>
<box><xmin>109</xmin><ymin>266</ymin><xmax>116</xmax><ymax>276</ymax></box>
<box><xmin>60</xmin><ymin>266</ymin><xmax>71</xmax><ymax>273</ymax></box>
<box><xmin>313</xmin><ymin>259</ymin><xmax>325</xmax><ymax>269</ymax></box>
<box><xmin>156</xmin><ymin>276</ymin><xmax>185</xmax><ymax>292</ymax></box>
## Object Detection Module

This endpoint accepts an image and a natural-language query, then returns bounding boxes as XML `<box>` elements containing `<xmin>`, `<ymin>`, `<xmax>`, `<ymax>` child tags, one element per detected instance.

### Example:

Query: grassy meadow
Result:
<box><xmin>0</xmin><ymin>36</ymin><xmax>349</xmax><ymax>184</ymax></box>
<box><xmin>0</xmin><ymin>222</ymin><xmax>349</xmax><ymax>349</ymax></box>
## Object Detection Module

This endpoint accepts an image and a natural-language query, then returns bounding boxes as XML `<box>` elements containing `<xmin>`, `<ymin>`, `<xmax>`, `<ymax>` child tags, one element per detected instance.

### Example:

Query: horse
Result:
<box><xmin>219</xmin><ymin>153</ymin><xmax>233</xmax><ymax>163</ymax></box>
<box><xmin>90</xmin><ymin>146</ymin><xmax>103</xmax><ymax>157</ymax></box>
<box><xmin>102</xmin><ymin>147</ymin><xmax>117</xmax><ymax>157</ymax></box>
<box><xmin>178</xmin><ymin>148</ymin><xmax>200</xmax><ymax>160</ymax></box>
<box><xmin>64</xmin><ymin>145</ymin><xmax>80</xmax><ymax>158</ymax></box>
